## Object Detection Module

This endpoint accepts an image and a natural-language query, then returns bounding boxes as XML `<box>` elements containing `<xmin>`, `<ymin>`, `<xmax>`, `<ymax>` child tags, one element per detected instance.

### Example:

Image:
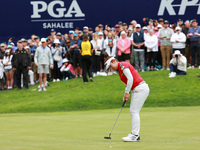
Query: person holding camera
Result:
<box><xmin>168</xmin><ymin>50</ymin><xmax>187</xmax><ymax>78</ymax></box>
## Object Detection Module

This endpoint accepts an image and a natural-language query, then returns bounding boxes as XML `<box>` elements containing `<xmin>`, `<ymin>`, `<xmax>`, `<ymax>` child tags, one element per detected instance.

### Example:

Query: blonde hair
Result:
<box><xmin>93</xmin><ymin>33</ymin><xmax>98</xmax><ymax>40</ymax></box>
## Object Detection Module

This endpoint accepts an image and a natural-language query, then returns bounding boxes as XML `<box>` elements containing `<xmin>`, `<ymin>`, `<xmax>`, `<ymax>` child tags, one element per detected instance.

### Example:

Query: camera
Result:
<box><xmin>175</xmin><ymin>55</ymin><xmax>178</xmax><ymax>58</ymax></box>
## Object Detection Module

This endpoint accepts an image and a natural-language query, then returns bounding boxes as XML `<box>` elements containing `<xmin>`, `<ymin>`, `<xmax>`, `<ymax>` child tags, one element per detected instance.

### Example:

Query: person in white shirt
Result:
<box><xmin>104</xmin><ymin>32</ymin><xmax>117</xmax><ymax>57</ymax></box>
<box><xmin>98</xmin><ymin>32</ymin><xmax>105</xmax><ymax>71</ymax></box>
<box><xmin>3</xmin><ymin>49</ymin><xmax>13</xmax><ymax>89</ymax></box>
<box><xmin>143</xmin><ymin>26</ymin><xmax>149</xmax><ymax>41</ymax></box>
<box><xmin>169</xmin><ymin>50</ymin><xmax>187</xmax><ymax>78</ymax></box>
<box><xmin>145</xmin><ymin>29</ymin><xmax>158</xmax><ymax>71</ymax></box>
<box><xmin>91</xmin><ymin>33</ymin><xmax>103</xmax><ymax>77</ymax></box>
<box><xmin>170</xmin><ymin>26</ymin><xmax>186</xmax><ymax>55</ymax></box>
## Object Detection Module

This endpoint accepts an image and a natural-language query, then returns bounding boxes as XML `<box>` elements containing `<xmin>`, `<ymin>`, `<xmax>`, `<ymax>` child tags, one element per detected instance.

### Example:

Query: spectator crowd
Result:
<box><xmin>0</xmin><ymin>18</ymin><xmax>200</xmax><ymax>91</ymax></box>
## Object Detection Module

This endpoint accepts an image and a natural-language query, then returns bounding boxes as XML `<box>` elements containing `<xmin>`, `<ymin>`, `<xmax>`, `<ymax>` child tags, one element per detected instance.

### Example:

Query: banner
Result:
<box><xmin>0</xmin><ymin>0</ymin><xmax>199</xmax><ymax>43</ymax></box>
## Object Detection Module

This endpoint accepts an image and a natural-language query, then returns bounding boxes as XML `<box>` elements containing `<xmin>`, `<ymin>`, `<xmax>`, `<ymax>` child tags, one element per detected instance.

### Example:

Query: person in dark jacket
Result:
<box><xmin>131</xmin><ymin>24</ymin><xmax>145</xmax><ymax>72</ymax></box>
<box><xmin>12</xmin><ymin>41</ymin><xmax>31</xmax><ymax>90</ymax></box>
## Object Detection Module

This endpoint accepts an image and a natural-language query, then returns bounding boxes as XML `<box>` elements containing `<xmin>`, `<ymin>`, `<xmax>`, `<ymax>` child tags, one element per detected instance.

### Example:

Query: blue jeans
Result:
<box><xmin>169</xmin><ymin>63</ymin><xmax>186</xmax><ymax>75</ymax></box>
<box><xmin>190</xmin><ymin>43</ymin><xmax>200</xmax><ymax>66</ymax></box>
<box><xmin>61</xmin><ymin>70</ymin><xmax>74</xmax><ymax>79</ymax></box>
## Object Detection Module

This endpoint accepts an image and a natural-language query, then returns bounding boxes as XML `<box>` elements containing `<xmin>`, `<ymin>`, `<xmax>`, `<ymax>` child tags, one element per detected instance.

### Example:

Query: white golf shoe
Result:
<box><xmin>169</xmin><ymin>72</ymin><xmax>176</xmax><ymax>78</ymax></box>
<box><xmin>38</xmin><ymin>88</ymin><xmax>42</xmax><ymax>92</ymax></box>
<box><xmin>122</xmin><ymin>134</ymin><xmax>140</xmax><ymax>142</ymax></box>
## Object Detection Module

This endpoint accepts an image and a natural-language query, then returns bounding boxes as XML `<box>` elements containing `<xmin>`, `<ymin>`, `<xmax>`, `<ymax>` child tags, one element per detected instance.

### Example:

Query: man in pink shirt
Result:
<box><xmin>105</xmin><ymin>57</ymin><xmax>150</xmax><ymax>142</ymax></box>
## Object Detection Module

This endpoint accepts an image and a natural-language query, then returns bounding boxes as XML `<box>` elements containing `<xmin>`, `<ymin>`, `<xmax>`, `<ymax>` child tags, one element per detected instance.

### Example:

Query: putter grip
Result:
<box><xmin>122</xmin><ymin>100</ymin><xmax>126</xmax><ymax>107</ymax></box>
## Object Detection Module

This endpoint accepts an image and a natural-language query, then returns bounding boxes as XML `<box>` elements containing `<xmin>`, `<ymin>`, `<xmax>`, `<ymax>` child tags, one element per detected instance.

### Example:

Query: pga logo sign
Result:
<box><xmin>31</xmin><ymin>0</ymin><xmax>85</xmax><ymax>18</ymax></box>
<box><xmin>158</xmin><ymin>0</ymin><xmax>200</xmax><ymax>16</ymax></box>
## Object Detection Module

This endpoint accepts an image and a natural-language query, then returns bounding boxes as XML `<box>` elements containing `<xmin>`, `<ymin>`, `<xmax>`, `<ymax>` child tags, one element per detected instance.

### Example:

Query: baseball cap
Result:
<box><xmin>121</xmin><ymin>31</ymin><xmax>126</xmax><ymax>35</ymax></box>
<box><xmin>34</xmin><ymin>36</ymin><xmax>39</xmax><ymax>39</ymax></box>
<box><xmin>135</xmin><ymin>24</ymin><xmax>141</xmax><ymax>28</ymax></box>
<box><xmin>21</xmin><ymin>38</ymin><xmax>27</xmax><ymax>42</ymax></box>
<box><xmin>53</xmin><ymin>39</ymin><xmax>60</xmax><ymax>44</ymax></box>
<box><xmin>0</xmin><ymin>43</ymin><xmax>5</xmax><ymax>47</ymax></box>
<box><xmin>51</xmin><ymin>29</ymin><xmax>56</xmax><ymax>32</ymax></box>
<box><xmin>66</xmin><ymin>40</ymin><xmax>70</xmax><ymax>43</ymax></box>
<box><xmin>164</xmin><ymin>20</ymin><xmax>169</xmax><ymax>24</ymax></box>
<box><xmin>175</xmin><ymin>26</ymin><xmax>182</xmax><ymax>31</ymax></box>
<box><xmin>10</xmin><ymin>42</ymin><xmax>15</xmax><ymax>46</ymax></box>
<box><xmin>73</xmin><ymin>33</ymin><xmax>79</xmax><ymax>37</ymax></box>
<box><xmin>157</xmin><ymin>24</ymin><xmax>163</xmax><ymax>28</ymax></box>
<box><xmin>118</xmin><ymin>21</ymin><xmax>123</xmax><ymax>25</ymax></box>
<box><xmin>83</xmin><ymin>26</ymin><xmax>88</xmax><ymax>30</ymax></box>
<box><xmin>27</xmin><ymin>39</ymin><xmax>32</xmax><ymax>43</ymax></box>
<box><xmin>88</xmin><ymin>28</ymin><xmax>93</xmax><ymax>31</ymax></box>
<box><xmin>143</xmin><ymin>26</ymin><xmax>148</xmax><ymax>30</ymax></box>
<box><xmin>174</xmin><ymin>50</ymin><xmax>181</xmax><ymax>55</ymax></box>
<box><xmin>158</xmin><ymin>18</ymin><xmax>164</xmax><ymax>22</ymax></box>
<box><xmin>69</xmin><ymin>30</ymin><xmax>74</xmax><ymax>34</ymax></box>
<box><xmin>98</xmin><ymin>32</ymin><xmax>103</xmax><ymax>35</ymax></box>
<box><xmin>5</xmin><ymin>49</ymin><xmax>10</xmax><ymax>53</ymax></box>
<box><xmin>191</xmin><ymin>19</ymin><xmax>198</xmax><ymax>23</ymax></box>
<box><xmin>41</xmin><ymin>38</ymin><xmax>46</xmax><ymax>43</ymax></box>
<box><xmin>98</xmin><ymin>24</ymin><xmax>103</xmax><ymax>28</ymax></box>
<box><xmin>105</xmin><ymin>57</ymin><xmax>115</xmax><ymax>71</ymax></box>
<box><xmin>79</xmin><ymin>31</ymin><xmax>83</xmax><ymax>34</ymax></box>
<box><xmin>128</xmin><ymin>27</ymin><xmax>133</xmax><ymax>31</ymax></box>
<box><xmin>7</xmin><ymin>45</ymin><xmax>12</xmax><ymax>49</ymax></box>
<box><xmin>62</xmin><ymin>58</ymin><xmax>69</xmax><ymax>63</ymax></box>
<box><xmin>178</xmin><ymin>19</ymin><xmax>182</xmax><ymax>22</ymax></box>
<box><xmin>111</xmin><ymin>27</ymin><xmax>115</xmax><ymax>31</ymax></box>
<box><xmin>122</xmin><ymin>23</ymin><xmax>127</xmax><ymax>26</ymax></box>
<box><xmin>24</xmin><ymin>46</ymin><xmax>30</xmax><ymax>49</ymax></box>
<box><xmin>56</xmin><ymin>32</ymin><xmax>62</xmax><ymax>36</ymax></box>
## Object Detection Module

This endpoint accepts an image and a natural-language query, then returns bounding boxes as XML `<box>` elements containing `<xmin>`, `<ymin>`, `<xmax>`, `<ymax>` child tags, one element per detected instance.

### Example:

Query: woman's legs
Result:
<box><xmin>10</xmin><ymin>71</ymin><xmax>14</xmax><ymax>87</ymax></box>
<box><xmin>148</xmin><ymin>52</ymin><xmax>153</xmax><ymax>69</ymax></box>
<box><xmin>5</xmin><ymin>72</ymin><xmax>9</xmax><ymax>88</ymax></box>
<box><xmin>130</xmin><ymin>83</ymin><xmax>150</xmax><ymax>135</ymax></box>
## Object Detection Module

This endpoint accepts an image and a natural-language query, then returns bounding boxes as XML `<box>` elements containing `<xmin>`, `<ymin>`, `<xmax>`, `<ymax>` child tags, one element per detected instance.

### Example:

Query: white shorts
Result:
<box><xmin>37</xmin><ymin>64</ymin><xmax>49</xmax><ymax>74</ymax></box>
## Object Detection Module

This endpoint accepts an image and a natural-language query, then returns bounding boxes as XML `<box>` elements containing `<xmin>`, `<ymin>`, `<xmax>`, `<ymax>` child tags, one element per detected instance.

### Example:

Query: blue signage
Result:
<box><xmin>0</xmin><ymin>0</ymin><xmax>200</xmax><ymax>43</ymax></box>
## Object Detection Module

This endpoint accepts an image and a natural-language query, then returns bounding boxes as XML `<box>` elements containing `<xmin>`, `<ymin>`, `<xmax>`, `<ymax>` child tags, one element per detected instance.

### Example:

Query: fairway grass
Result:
<box><xmin>0</xmin><ymin>69</ymin><xmax>200</xmax><ymax>113</ymax></box>
<box><xmin>0</xmin><ymin>106</ymin><xmax>200</xmax><ymax>150</ymax></box>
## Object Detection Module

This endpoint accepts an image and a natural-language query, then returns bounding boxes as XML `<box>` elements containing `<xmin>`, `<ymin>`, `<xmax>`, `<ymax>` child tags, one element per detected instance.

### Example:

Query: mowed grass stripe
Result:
<box><xmin>0</xmin><ymin>107</ymin><xmax>200</xmax><ymax>150</ymax></box>
<box><xmin>0</xmin><ymin>69</ymin><xmax>200</xmax><ymax>113</ymax></box>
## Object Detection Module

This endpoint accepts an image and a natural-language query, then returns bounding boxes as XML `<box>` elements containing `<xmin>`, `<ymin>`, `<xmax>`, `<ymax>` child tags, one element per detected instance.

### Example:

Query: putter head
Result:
<box><xmin>104</xmin><ymin>136</ymin><xmax>111</xmax><ymax>139</ymax></box>
<box><xmin>104</xmin><ymin>133</ymin><xmax>111</xmax><ymax>139</ymax></box>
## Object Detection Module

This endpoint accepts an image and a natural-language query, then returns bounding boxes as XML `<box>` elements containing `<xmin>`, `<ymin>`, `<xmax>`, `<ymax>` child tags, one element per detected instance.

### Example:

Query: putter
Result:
<box><xmin>104</xmin><ymin>100</ymin><xmax>127</xmax><ymax>140</ymax></box>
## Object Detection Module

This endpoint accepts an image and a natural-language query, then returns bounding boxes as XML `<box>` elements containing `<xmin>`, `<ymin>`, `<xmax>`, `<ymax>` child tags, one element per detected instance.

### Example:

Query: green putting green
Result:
<box><xmin>0</xmin><ymin>106</ymin><xmax>200</xmax><ymax>150</ymax></box>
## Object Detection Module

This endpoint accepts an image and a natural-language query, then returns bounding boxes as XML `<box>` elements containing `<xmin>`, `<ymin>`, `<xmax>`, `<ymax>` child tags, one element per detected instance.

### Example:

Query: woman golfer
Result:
<box><xmin>105</xmin><ymin>57</ymin><xmax>150</xmax><ymax>142</ymax></box>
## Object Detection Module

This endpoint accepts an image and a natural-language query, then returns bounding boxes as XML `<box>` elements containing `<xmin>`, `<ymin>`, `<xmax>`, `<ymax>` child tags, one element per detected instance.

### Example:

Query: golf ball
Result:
<box><xmin>109</xmin><ymin>146</ymin><xmax>112</xmax><ymax>148</ymax></box>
